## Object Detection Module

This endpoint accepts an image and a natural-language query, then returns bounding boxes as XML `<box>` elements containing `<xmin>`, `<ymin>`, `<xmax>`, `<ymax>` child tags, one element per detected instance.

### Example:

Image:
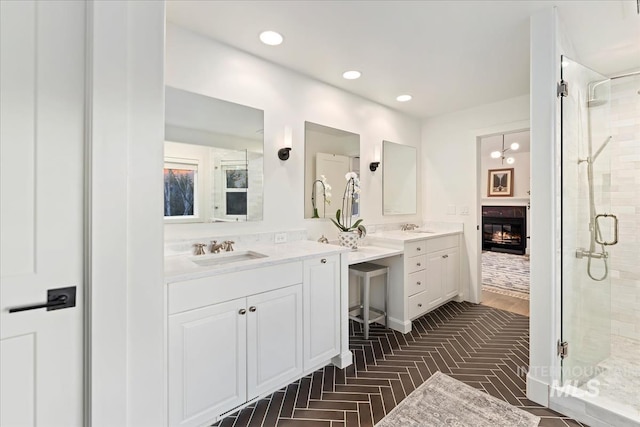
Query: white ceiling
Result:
<box><xmin>166</xmin><ymin>1</ymin><xmax>640</xmax><ymax>119</ymax></box>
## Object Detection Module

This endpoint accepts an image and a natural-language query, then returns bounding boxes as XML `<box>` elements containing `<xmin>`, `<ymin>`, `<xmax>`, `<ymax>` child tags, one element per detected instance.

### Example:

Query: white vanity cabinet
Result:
<box><xmin>246</xmin><ymin>285</ymin><xmax>303</xmax><ymax>399</ymax></box>
<box><xmin>374</xmin><ymin>232</ymin><xmax>462</xmax><ymax>333</ymax></box>
<box><xmin>168</xmin><ymin>283</ymin><xmax>302</xmax><ymax>427</ymax></box>
<box><xmin>303</xmin><ymin>254</ymin><xmax>340</xmax><ymax>370</ymax></box>
<box><xmin>406</xmin><ymin>235</ymin><xmax>460</xmax><ymax>320</ymax></box>
<box><xmin>167</xmin><ymin>252</ymin><xmax>347</xmax><ymax>427</ymax></box>
<box><xmin>168</xmin><ymin>298</ymin><xmax>247</xmax><ymax>427</ymax></box>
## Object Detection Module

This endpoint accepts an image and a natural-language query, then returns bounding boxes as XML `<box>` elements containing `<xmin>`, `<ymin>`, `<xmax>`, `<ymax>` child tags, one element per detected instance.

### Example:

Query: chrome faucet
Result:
<box><xmin>193</xmin><ymin>243</ymin><xmax>207</xmax><ymax>255</ymax></box>
<box><xmin>400</xmin><ymin>223</ymin><xmax>419</xmax><ymax>231</ymax></box>
<box><xmin>209</xmin><ymin>240</ymin><xmax>224</xmax><ymax>253</ymax></box>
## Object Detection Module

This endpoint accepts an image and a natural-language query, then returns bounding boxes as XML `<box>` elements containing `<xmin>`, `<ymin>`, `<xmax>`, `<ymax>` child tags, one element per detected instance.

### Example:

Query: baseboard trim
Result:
<box><xmin>387</xmin><ymin>316</ymin><xmax>411</xmax><ymax>334</ymax></box>
<box><xmin>331</xmin><ymin>350</ymin><xmax>352</xmax><ymax>369</ymax></box>
<box><xmin>526</xmin><ymin>373</ymin><xmax>549</xmax><ymax>406</ymax></box>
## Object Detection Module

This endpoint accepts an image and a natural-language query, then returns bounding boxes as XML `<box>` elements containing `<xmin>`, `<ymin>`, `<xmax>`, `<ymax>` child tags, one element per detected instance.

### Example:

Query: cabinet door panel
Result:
<box><xmin>425</xmin><ymin>253</ymin><xmax>444</xmax><ymax>308</ymax></box>
<box><xmin>247</xmin><ymin>285</ymin><xmax>303</xmax><ymax>399</ymax></box>
<box><xmin>303</xmin><ymin>255</ymin><xmax>340</xmax><ymax>370</ymax></box>
<box><xmin>442</xmin><ymin>248</ymin><xmax>460</xmax><ymax>299</ymax></box>
<box><xmin>169</xmin><ymin>298</ymin><xmax>246</xmax><ymax>427</ymax></box>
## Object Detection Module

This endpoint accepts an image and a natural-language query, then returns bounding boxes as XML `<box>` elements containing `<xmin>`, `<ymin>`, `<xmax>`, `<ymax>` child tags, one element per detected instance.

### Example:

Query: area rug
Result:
<box><xmin>482</xmin><ymin>251</ymin><xmax>530</xmax><ymax>300</ymax></box>
<box><xmin>375</xmin><ymin>371</ymin><xmax>540</xmax><ymax>427</ymax></box>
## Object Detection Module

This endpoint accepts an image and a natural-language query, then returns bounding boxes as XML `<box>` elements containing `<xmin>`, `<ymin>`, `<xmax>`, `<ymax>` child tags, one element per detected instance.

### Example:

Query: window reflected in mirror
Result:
<box><xmin>164</xmin><ymin>158</ymin><xmax>198</xmax><ymax>218</ymax></box>
<box><xmin>164</xmin><ymin>86</ymin><xmax>264</xmax><ymax>223</ymax></box>
<box><xmin>383</xmin><ymin>140</ymin><xmax>417</xmax><ymax>215</ymax></box>
<box><xmin>304</xmin><ymin>122</ymin><xmax>360</xmax><ymax>219</ymax></box>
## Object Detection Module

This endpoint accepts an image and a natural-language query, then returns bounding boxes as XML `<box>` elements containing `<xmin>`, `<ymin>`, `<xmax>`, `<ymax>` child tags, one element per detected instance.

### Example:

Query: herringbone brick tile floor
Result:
<box><xmin>214</xmin><ymin>301</ymin><xmax>586</xmax><ymax>427</ymax></box>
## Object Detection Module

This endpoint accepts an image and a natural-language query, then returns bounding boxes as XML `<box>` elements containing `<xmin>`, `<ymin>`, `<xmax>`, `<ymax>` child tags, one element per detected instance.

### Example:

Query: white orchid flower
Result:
<box><xmin>345</xmin><ymin>171</ymin><xmax>358</xmax><ymax>180</ymax></box>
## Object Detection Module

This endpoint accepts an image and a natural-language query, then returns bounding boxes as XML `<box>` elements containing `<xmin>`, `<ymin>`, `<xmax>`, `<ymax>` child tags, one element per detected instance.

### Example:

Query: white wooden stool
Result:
<box><xmin>348</xmin><ymin>262</ymin><xmax>389</xmax><ymax>339</ymax></box>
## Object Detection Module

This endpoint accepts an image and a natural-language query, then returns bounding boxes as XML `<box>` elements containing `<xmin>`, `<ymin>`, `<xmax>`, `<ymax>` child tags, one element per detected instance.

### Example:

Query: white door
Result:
<box><xmin>247</xmin><ymin>285</ymin><xmax>303</xmax><ymax>399</ymax></box>
<box><xmin>0</xmin><ymin>1</ymin><xmax>85</xmax><ymax>426</ymax></box>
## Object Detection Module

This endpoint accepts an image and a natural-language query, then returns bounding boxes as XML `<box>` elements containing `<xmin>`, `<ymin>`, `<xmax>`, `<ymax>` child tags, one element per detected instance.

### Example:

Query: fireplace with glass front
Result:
<box><xmin>482</xmin><ymin>206</ymin><xmax>526</xmax><ymax>255</ymax></box>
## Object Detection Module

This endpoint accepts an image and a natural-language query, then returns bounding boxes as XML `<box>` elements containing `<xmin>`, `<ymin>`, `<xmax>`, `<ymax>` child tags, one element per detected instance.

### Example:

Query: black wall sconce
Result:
<box><xmin>278</xmin><ymin>147</ymin><xmax>291</xmax><ymax>161</ymax></box>
<box><xmin>369</xmin><ymin>162</ymin><xmax>380</xmax><ymax>172</ymax></box>
<box><xmin>279</xmin><ymin>126</ymin><xmax>292</xmax><ymax>161</ymax></box>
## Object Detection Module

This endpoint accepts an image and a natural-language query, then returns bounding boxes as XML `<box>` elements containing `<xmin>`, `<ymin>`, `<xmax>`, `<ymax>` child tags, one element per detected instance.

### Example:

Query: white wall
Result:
<box><xmin>90</xmin><ymin>2</ymin><xmax>165</xmax><ymax>426</ymax></box>
<box><xmin>421</xmin><ymin>95</ymin><xmax>530</xmax><ymax>304</ymax></box>
<box><xmin>164</xmin><ymin>24</ymin><xmax>422</xmax><ymax>242</ymax></box>
<box><xmin>481</xmin><ymin>148</ymin><xmax>531</xmax><ymax>250</ymax></box>
<box><xmin>528</xmin><ymin>6</ymin><xmax>569</xmax><ymax>407</ymax></box>
<box><xmin>481</xmin><ymin>151</ymin><xmax>531</xmax><ymax>200</ymax></box>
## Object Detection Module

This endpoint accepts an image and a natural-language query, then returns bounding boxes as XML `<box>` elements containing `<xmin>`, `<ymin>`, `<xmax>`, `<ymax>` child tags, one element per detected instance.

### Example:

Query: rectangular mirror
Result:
<box><xmin>164</xmin><ymin>86</ymin><xmax>264</xmax><ymax>223</ymax></box>
<box><xmin>304</xmin><ymin>122</ymin><xmax>360</xmax><ymax>219</ymax></box>
<box><xmin>383</xmin><ymin>140</ymin><xmax>417</xmax><ymax>215</ymax></box>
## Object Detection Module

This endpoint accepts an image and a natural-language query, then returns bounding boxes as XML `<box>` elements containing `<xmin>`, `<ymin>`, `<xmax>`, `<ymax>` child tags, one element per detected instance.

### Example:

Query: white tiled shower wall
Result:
<box><xmin>562</xmin><ymin>60</ymin><xmax>612</xmax><ymax>376</ymax></box>
<box><xmin>609</xmin><ymin>75</ymin><xmax>640</xmax><ymax>342</ymax></box>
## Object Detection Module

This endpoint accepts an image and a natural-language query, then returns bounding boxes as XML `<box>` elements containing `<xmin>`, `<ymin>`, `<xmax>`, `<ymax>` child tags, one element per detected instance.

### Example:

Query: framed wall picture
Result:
<box><xmin>487</xmin><ymin>168</ymin><xmax>514</xmax><ymax>197</ymax></box>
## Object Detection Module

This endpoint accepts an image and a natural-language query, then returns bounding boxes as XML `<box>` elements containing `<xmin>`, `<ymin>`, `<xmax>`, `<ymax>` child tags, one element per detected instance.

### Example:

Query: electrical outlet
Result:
<box><xmin>460</xmin><ymin>206</ymin><xmax>469</xmax><ymax>215</ymax></box>
<box><xmin>274</xmin><ymin>233</ymin><xmax>287</xmax><ymax>243</ymax></box>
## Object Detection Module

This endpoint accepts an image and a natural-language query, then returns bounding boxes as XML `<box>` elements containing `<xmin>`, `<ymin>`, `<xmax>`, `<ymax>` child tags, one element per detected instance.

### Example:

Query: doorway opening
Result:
<box><xmin>478</xmin><ymin>130</ymin><xmax>531</xmax><ymax>316</ymax></box>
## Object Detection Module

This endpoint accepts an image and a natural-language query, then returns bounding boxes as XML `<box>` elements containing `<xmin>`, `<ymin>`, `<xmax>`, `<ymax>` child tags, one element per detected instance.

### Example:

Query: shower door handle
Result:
<box><xmin>595</xmin><ymin>213</ymin><xmax>618</xmax><ymax>246</ymax></box>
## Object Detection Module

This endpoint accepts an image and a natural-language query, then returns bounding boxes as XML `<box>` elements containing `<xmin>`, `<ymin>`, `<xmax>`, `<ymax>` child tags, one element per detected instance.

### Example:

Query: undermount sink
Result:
<box><xmin>190</xmin><ymin>250</ymin><xmax>268</xmax><ymax>267</ymax></box>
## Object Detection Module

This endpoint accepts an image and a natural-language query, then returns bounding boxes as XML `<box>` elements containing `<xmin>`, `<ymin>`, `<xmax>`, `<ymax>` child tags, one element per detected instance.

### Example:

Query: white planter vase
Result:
<box><xmin>338</xmin><ymin>231</ymin><xmax>359</xmax><ymax>250</ymax></box>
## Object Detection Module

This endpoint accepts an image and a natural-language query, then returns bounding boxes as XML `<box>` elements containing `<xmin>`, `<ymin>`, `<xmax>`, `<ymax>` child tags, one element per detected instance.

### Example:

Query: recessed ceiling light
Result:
<box><xmin>396</xmin><ymin>94</ymin><xmax>412</xmax><ymax>102</ymax></box>
<box><xmin>259</xmin><ymin>30</ymin><xmax>283</xmax><ymax>46</ymax></box>
<box><xmin>342</xmin><ymin>70</ymin><xmax>361</xmax><ymax>80</ymax></box>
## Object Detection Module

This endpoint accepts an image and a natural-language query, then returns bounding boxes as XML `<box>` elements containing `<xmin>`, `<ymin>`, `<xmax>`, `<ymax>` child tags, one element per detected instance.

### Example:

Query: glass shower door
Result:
<box><xmin>560</xmin><ymin>56</ymin><xmax>613</xmax><ymax>386</ymax></box>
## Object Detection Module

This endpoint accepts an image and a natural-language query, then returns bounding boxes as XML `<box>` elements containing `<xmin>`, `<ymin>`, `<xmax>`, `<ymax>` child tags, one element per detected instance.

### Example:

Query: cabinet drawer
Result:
<box><xmin>408</xmin><ymin>291</ymin><xmax>430</xmax><ymax>319</ymax></box>
<box><xmin>406</xmin><ymin>254</ymin><xmax>427</xmax><ymax>274</ymax></box>
<box><xmin>405</xmin><ymin>240</ymin><xmax>427</xmax><ymax>257</ymax></box>
<box><xmin>425</xmin><ymin>235</ymin><xmax>458</xmax><ymax>252</ymax></box>
<box><xmin>407</xmin><ymin>270</ymin><xmax>426</xmax><ymax>297</ymax></box>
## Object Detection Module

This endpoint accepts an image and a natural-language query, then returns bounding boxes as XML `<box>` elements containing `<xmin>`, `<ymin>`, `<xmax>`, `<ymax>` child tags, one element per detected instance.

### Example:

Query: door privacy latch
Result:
<box><xmin>8</xmin><ymin>286</ymin><xmax>76</xmax><ymax>313</ymax></box>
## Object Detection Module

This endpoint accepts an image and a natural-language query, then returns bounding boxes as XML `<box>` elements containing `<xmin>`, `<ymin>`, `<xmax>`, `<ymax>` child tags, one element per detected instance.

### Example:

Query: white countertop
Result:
<box><xmin>347</xmin><ymin>245</ymin><xmax>403</xmax><ymax>265</ymax></box>
<box><xmin>165</xmin><ymin>229</ymin><xmax>463</xmax><ymax>283</ymax></box>
<box><xmin>366</xmin><ymin>229</ymin><xmax>462</xmax><ymax>243</ymax></box>
<box><xmin>165</xmin><ymin>240</ymin><xmax>349</xmax><ymax>283</ymax></box>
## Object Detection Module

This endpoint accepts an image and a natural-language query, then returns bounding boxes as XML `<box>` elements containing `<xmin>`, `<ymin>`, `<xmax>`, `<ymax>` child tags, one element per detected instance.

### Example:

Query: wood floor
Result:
<box><xmin>214</xmin><ymin>301</ymin><xmax>584</xmax><ymax>427</ymax></box>
<box><xmin>481</xmin><ymin>290</ymin><xmax>530</xmax><ymax>317</ymax></box>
